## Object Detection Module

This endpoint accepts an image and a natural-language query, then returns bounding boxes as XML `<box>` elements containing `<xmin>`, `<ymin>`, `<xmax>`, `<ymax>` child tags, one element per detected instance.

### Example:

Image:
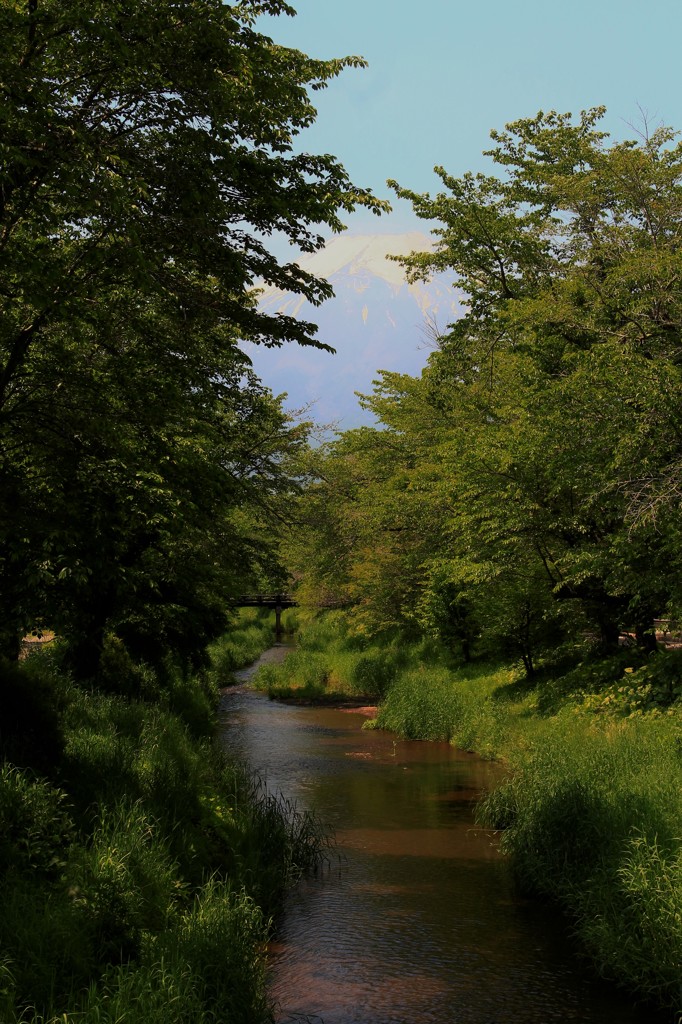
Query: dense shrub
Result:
<box><xmin>0</xmin><ymin>765</ymin><xmax>75</xmax><ymax>877</ymax></box>
<box><xmin>0</xmin><ymin>614</ymin><xmax>323</xmax><ymax>1023</ymax></box>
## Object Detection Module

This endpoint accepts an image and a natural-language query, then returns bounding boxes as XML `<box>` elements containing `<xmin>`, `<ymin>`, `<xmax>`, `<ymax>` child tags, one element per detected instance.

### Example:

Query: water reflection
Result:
<box><xmin>219</xmin><ymin>650</ymin><xmax>664</xmax><ymax>1024</ymax></box>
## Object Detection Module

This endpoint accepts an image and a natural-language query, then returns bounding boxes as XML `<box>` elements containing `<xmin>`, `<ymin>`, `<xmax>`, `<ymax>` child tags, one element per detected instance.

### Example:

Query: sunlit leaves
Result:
<box><xmin>290</xmin><ymin>110</ymin><xmax>682</xmax><ymax>667</ymax></box>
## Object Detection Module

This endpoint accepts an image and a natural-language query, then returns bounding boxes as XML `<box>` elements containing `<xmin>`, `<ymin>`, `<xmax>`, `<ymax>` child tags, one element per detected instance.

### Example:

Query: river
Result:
<box><xmin>219</xmin><ymin>643</ymin><xmax>662</xmax><ymax>1024</ymax></box>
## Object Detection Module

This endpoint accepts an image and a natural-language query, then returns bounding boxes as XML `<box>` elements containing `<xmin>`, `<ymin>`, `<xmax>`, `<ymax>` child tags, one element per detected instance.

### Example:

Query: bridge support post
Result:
<box><xmin>275</xmin><ymin>602</ymin><xmax>282</xmax><ymax>638</ymax></box>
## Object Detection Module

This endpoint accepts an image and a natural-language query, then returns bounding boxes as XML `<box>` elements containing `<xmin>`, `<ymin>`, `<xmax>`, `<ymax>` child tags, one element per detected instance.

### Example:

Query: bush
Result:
<box><xmin>97</xmin><ymin>634</ymin><xmax>158</xmax><ymax>700</ymax></box>
<box><xmin>0</xmin><ymin>765</ymin><xmax>75</xmax><ymax>878</ymax></box>
<box><xmin>0</xmin><ymin>659</ymin><xmax>65</xmax><ymax>771</ymax></box>
<box><xmin>351</xmin><ymin>651</ymin><xmax>397</xmax><ymax>697</ymax></box>
<box><xmin>376</xmin><ymin>666</ymin><xmax>463</xmax><ymax>740</ymax></box>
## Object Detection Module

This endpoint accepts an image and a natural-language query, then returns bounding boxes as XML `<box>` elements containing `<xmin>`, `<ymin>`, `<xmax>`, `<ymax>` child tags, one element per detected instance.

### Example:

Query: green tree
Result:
<box><xmin>389</xmin><ymin>109</ymin><xmax>682</xmax><ymax>657</ymax></box>
<box><xmin>285</xmin><ymin>372</ymin><xmax>456</xmax><ymax>640</ymax></box>
<box><xmin>0</xmin><ymin>0</ymin><xmax>385</xmax><ymax>666</ymax></box>
<box><xmin>289</xmin><ymin>110</ymin><xmax>682</xmax><ymax>672</ymax></box>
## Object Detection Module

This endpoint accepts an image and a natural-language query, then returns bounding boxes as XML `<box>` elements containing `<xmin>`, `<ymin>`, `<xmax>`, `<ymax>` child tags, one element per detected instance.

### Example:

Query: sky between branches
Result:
<box><xmin>258</xmin><ymin>0</ymin><xmax>682</xmax><ymax>237</ymax></box>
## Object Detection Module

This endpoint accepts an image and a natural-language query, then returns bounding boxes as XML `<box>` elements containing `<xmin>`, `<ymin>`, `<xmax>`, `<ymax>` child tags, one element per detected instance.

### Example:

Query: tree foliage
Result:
<box><xmin>0</xmin><ymin>0</ymin><xmax>385</xmax><ymax>671</ymax></box>
<box><xmin>290</xmin><ymin>110</ymin><xmax>682</xmax><ymax>673</ymax></box>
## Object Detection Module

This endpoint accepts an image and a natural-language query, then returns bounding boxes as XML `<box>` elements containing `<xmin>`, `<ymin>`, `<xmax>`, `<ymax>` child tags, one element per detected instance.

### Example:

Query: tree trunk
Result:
<box><xmin>634</xmin><ymin>613</ymin><xmax>658</xmax><ymax>655</ymax></box>
<box><xmin>64</xmin><ymin>589</ymin><xmax>115</xmax><ymax>681</ymax></box>
<box><xmin>66</xmin><ymin>629</ymin><xmax>106</xmax><ymax>681</ymax></box>
<box><xmin>594</xmin><ymin>603</ymin><xmax>622</xmax><ymax>653</ymax></box>
<box><xmin>521</xmin><ymin>648</ymin><xmax>535</xmax><ymax>678</ymax></box>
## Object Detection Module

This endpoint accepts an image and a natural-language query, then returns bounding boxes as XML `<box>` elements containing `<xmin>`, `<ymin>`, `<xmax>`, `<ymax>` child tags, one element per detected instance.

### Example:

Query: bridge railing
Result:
<box><xmin>237</xmin><ymin>594</ymin><xmax>297</xmax><ymax>607</ymax></box>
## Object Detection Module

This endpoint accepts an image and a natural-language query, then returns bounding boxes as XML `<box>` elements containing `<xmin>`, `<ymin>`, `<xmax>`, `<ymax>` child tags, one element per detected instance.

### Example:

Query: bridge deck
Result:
<box><xmin>237</xmin><ymin>594</ymin><xmax>297</xmax><ymax>609</ymax></box>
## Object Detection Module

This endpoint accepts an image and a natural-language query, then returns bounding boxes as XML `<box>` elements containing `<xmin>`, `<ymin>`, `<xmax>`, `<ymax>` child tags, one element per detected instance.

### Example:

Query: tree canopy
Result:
<box><xmin>288</xmin><ymin>109</ymin><xmax>682</xmax><ymax>672</ymax></box>
<box><xmin>0</xmin><ymin>0</ymin><xmax>385</xmax><ymax>672</ymax></box>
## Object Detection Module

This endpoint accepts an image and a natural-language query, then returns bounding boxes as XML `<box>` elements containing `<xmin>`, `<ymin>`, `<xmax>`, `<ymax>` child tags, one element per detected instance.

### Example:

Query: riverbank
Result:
<box><xmin>0</xmin><ymin>609</ymin><xmax>320</xmax><ymax>1024</ymax></box>
<box><xmin>255</xmin><ymin>612</ymin><xmax>682</xmax><ymax>1016</ymax></box>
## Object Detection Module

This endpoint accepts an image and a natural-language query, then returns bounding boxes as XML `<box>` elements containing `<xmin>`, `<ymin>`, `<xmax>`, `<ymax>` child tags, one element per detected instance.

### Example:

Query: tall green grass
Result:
<box><xmin>374</xmin><ymin>660</ymin><xmax>516</xmax><ymax>756</ymax></box>
<box><xmin>479</xmin><ymin>715</ymin><xmax>682</xmax><ymax>1007</ymax></box>
<box><xmin>254</xmin><ymin>611</ymin><xmax>444</xmax><ymax>700</ymax></box>
<box><xmin>0</xmin><ymin>880</ymin><xmax>272</xmax><ymax>1024</ymax></box>
<box><xmin>267</xmin><ymin>611</ymin><xmax>682</xmax><ymax>1013</ymax></box>
<box><xmin>205</xmin><ymin>607</ymin><xmax>277</xmax><ymax>687</ymax></box>
<box><xmin>0</xmin><ymin>613</ymin><xmax>327</xmax><ymax>1024</ymax></box>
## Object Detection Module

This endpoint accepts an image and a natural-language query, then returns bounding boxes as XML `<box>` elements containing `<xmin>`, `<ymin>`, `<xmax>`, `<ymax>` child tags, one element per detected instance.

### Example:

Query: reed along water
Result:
<box><xmin>219</xmin><ymin>644</ymin><xmax>663</xmax><ymax>1024</ymax></box>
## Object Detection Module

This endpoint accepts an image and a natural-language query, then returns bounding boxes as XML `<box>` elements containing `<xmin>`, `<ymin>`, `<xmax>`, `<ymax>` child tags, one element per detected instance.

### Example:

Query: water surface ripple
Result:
<box><xmin>219</xmin><ymin>646</ymin><xmax>662</xmax><ymax>1024</ymax></box>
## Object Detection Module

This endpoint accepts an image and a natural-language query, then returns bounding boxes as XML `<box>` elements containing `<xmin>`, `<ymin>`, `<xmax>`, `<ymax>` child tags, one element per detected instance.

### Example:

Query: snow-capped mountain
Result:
<box><xmin>243</xmin><ymin>231</ymin><xmax>462</xmax><ymax>428</ymax></box>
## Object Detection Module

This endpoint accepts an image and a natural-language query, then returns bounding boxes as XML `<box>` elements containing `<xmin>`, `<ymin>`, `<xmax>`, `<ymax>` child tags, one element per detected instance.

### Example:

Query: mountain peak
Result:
<box><xmin>248</xmin><ymin>229</ymin><xmax>460</xmax><ymax>428</ymax></box>
<box><xmin>294</xmin><ymin>231</ymin><xmax>433</xmax><ymax>290</ymax></box>
<box><xmin>258</xmin><ymin>232</ymin><xmax>434</xmax><ymax>307</ymax></box>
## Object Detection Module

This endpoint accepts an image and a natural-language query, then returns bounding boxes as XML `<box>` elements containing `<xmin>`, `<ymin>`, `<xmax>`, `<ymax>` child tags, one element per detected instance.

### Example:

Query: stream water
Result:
<box><xmin>219</xmin><ymin>644</ymin><xmax>662</xmax><ymax>1024</ymax></box>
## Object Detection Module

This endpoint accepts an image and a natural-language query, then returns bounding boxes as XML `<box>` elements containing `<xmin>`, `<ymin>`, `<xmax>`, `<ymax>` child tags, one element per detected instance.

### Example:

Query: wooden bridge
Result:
<box><xmin>237</xmin><ymin>593</ymin><xmax>297</xmax><ymax>634</ymax></box>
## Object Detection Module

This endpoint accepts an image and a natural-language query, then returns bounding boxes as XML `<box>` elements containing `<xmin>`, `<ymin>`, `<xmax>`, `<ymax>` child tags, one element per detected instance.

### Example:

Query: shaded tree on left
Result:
<box><xmin>0</xmin><ymin>0</ymin><xmax>385</xmax><ymax>671</ymax></box>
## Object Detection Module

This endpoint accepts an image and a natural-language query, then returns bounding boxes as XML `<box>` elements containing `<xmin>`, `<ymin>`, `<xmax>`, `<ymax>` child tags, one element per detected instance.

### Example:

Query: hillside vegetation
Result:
<box><xmin>0</xmin><ymin>610</ymin><xmax>328</xmax><ymax>1023</ymax></box>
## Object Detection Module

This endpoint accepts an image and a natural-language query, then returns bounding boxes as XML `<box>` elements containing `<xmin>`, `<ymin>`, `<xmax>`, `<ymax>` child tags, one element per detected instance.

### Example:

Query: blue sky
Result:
<box><xmin>258</xmin><ymin>0</ymin><xmax>682</xmax><ymax>236</ymax></box>
<box><xmin>250</xmin><ymin>1</ymin><xmax>682</xmax><ymax>426</ymax></box>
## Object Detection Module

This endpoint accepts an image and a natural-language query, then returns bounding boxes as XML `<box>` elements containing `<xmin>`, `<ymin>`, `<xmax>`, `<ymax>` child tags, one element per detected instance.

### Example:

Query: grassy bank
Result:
<box><xmin>260</xmin><ymin>613</ymin><xmax>682</xmax><ymax>1014</ymax></box>
<box><xmin>205</xmin><ymin>606</ymin><xmax>278</xmax><ymax>687</ymax></box>
<box><xmin>254</xmin><ymin>609</ymin><xmax>446</xmax><ymax>701</ymax></box>
<box><xmin>0</xmin><ymin>612</ymin><xmax>323</xmax><ymax>1024</ymax></box>
<box><xmin>381</xmin><ymin>662</ymin><xmax>682</xmax><ymax>1009</ymax></box>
